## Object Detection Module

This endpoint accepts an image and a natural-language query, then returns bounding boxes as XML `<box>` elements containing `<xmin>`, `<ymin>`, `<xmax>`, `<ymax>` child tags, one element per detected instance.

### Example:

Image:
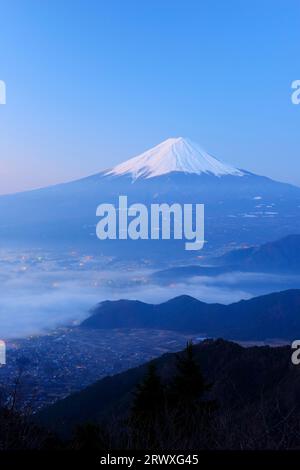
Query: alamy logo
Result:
<box><xmin>291</xmin><ymin>80</ymin><xmax>300</xmax><ymax>105</ymax></box>
<box><xmin>0</xmin><ymin>341</ymin><xmax>6</xmax><ymax>365</ymax></box>
<box><xmin>96</xmin><ymin>196</ymin><xmax>205</xmax><ymax>251</ymax></box>
<box><xmin>291</xmin><ymin>340</ymin><xmax>300</xmax><ymax>365</ymax></box>
<box><xmin>0</xmin><ymin>81</ymin><xmax>6</xmax><ymax>105</ymax></box>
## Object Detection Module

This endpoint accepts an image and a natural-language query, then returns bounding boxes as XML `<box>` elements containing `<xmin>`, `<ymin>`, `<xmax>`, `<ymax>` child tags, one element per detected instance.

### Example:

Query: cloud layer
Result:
<box><xmin>0</xmin><ymin>250</ymin><xmax>299</xmax><ymax>339</ymax></box>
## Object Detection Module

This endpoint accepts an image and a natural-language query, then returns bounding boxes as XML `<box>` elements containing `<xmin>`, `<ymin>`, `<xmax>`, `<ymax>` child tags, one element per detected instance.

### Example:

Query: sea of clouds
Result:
<box><xmin>0</xmin><ymin>249</ymin><xmax>299</xmax><ymax>339</ymax></box>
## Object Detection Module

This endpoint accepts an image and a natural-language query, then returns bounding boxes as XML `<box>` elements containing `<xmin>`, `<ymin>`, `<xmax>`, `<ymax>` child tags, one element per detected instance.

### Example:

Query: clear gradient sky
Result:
<box><xmin>0</xmin><ymin>0</ymin><xmax>299</xmax><ymax>194</ymax></box>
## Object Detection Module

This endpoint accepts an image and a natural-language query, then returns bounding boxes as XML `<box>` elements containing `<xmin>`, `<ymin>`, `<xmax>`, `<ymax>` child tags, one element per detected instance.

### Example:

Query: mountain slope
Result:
<box><xmin>1</xmin><ymin>138</ymin><xmax>300</xmax><ymax>257</ymax></box>
<box><xmin>81</xmin><ymin>289</ymin><xmax>300</xmax><ymax>341</ymax></box>
<box><xmin>35</xmin><ymin>339</ymin><xmax>298</xmax><ymax>440</ymax></box>
<box><xmin>151</xmin><ymin>234</ymin><xmax>300</xmax><ymax>283</ymax></box>
<box><xmin>219</xmin><ymin>234</ymin><xmax>300</xmax><ymax>272</ymax></box>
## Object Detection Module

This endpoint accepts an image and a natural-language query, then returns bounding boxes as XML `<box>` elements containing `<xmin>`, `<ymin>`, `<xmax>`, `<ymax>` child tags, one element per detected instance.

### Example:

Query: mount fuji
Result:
<box><xmin>0</xmin><ymin>137</ymin><xmax>300</xmax><ymax>260</ymax></box>
<box><xmin>105</xmin><ymin>137</ymin><xmax>245</xmax><ymax>179</ymax></box>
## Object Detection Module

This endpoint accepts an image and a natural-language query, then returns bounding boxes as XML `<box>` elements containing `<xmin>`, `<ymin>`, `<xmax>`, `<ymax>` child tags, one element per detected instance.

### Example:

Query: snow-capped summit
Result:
<box><xmin>105</xmin><ymin>137</ymin><xmax>244</xmax><ymax>180</ymax></box>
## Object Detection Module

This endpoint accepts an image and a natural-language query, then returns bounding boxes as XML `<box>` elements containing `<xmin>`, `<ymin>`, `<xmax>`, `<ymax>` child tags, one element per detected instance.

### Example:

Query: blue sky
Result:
<box><xmin>0</xmin><ymin>0</ymin><xmax>299</xmax><ymax>193</ymax></box>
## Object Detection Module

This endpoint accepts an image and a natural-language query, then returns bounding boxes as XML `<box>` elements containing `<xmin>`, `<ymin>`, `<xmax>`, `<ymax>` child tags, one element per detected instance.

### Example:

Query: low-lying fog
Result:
<box><xmin>0</xmin><ymin>249</ymin><xmax>299</xmax><ymax>339</ymax></box>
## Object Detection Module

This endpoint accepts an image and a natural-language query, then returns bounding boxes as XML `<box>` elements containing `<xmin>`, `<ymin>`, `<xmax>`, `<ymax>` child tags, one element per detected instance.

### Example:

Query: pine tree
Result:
<box><xmin>167</xmin><ymin>341</ymin><xmax>216</xmax><ymax>447</ymax></box>
<box><xmin>169</xmin><ymin>341</ymin><xmax>211</xmax><ymax>405</ymax></box>
<box><xmin>129</xmin><ymin>363</ymin><xmax>165</xmax><ymax>448</ymax></box>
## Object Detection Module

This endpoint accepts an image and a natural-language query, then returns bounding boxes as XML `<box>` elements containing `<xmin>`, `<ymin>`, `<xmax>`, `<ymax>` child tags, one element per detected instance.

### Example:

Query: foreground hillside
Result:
<box><xmin>36</xmin><ymin>338</ymin><xmax>300</xmax><ymax>450</ymax></box>
<box><xmin>81</xmin><ymin>289</ymin><xmax>300</xmax><ymax>341</ymax></box>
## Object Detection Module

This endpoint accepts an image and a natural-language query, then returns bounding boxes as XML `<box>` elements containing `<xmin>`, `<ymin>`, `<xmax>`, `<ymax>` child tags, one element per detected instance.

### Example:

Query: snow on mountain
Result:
<box><xmin>105</xmin><ymin>137</ymin><xmax>245</xmax><ymax>180</ymax></box>
<box><xmin>0</xmin><ymin>136</ymin><xmax>300</xmax><ymax>256</ymax></box>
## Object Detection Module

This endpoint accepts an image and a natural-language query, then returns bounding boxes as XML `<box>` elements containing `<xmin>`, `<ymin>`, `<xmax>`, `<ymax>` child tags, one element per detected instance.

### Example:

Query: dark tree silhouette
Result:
<box><xmin>129</xmin><ymin>363</ymin><xmax>165</xmax><ymax>448</ymax></box>
<box><xmin>169</xmin><ymin>341</ymin><xmax>212</xmax><ymax>405</ymax></box>
<box><xmin>166</xmin><ymin>341</ymin><xmax>216</xmax><ymax>447</ymax></box>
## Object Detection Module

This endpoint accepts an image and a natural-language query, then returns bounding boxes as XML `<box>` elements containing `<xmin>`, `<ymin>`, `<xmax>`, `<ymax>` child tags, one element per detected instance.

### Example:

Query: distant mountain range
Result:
<box><xmin>219</xmin><ymin>234</ymin><xmax>300</xmax><ymax>272</ymax></box>
<box><xmin>152</xmin><ymin>234</ymin><xmax>300</xmax><ymax>281</ymax></box>
<box><xmin>35</xmin><ymin>338</ymin><xmax>298</xmax><ymax>441</ymax></box>
<box><xmin>1</xmin><ymin>138</ymin><xmax>300</xmax><ymax>258</ymax></box>
<box><xmin>81</xmin><ymin>289</ymin><xmax>300</xmax><ymax>341</ymax></box>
